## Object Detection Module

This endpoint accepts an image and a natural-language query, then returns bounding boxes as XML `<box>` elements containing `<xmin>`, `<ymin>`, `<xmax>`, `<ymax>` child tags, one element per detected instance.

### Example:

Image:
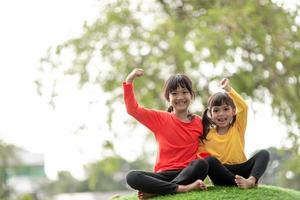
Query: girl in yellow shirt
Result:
<box><xmin>199</xmin><ymin>78</ymin><xmax>270</xmax><ymax>189</ymax></box>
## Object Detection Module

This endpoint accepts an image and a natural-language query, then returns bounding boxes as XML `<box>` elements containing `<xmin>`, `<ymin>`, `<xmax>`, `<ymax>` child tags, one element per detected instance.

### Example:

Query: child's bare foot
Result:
<box><xmin>137</xmin><ymin>180</ymin><xmax>207</xmax><ymax>199</ymax></box>
<box><xmin>177</xmin><ymin>179</ymin><xmax>207</xmax><ymax>192</ymax></box>
<box><xmin>137</xmin><ymin>191</ymin><xmax>157</xmax><ymax>200</ymax></box>
<box><xmin>235</xmin><ymin>175</ymin><xmax>256</xmax><ymax>189</ymax></box>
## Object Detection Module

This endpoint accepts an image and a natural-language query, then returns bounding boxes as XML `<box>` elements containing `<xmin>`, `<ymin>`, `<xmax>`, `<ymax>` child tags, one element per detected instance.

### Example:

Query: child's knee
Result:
<box><xmin>258</xmin><ymin>149</ymin><xmax>270</xmax><ymax>161</ymax></box>
<box><xmin>192</xmin><ymin>159</ymin><xmax>209</xmax><ymax>172</ymax></box>
<box><xmin>205</xmin><ymin>156</ymin><xmax>220</xmax><ymax>165</ymax></box>
<box><xmin>126</xmin><ymin>170</ymin><xmax>141</xmax><ymax>188</ymax></box>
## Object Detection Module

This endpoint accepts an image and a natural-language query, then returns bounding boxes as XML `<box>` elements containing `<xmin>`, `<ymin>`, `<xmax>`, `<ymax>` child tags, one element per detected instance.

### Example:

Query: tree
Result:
<box><xmin>261</xmin><ymin>147</ymin><xmax>300</xmax><ymax>190</ymax></box>
<box><xmin>36</xmin><ymin>0</ymin><xmax>300</xmax><ymax>186</ymax></box>
<box><xmin>41</xmin><ymin>171</ymin><xmax>88</xmax><ymax>195</ymax></box>
<box><xmin>0</xmin><ymin>140</ymin><xmax>19</xmax><ymax>198</ymax></box>
<box><xmin>39</xmin><ymin>156</ymin><xmax>150</xmax><ymax>193</ymax></box>
<box><xmin>84</xmin><ymin>156</ymin><xmax>151</xmax><ymax>191</ymax></box>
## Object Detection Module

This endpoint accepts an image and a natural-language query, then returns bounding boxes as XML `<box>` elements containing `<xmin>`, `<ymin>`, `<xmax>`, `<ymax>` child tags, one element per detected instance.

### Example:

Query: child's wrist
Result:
<box><xmin>125</xmin><ymin>79</ymin><xmax>133</xmax><ymax>83</ymax></box>
<box><xmin>225</xmin><ymin>86</ymin><xmax>231</xmax><ymax>92</ymax></box>
<box><xmin>125</xmin><ymin>76</ymin><xmax>134</xmax><ymax>83</ymax></box>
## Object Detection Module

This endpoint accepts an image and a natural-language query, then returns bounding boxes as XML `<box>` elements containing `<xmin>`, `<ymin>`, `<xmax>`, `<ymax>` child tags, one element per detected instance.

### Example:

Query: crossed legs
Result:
<box><xmin>205</xmin><ymin>149</ymin><xmax>270</xmax><ymax>189</ymax></box>
<box><xmin>126</xmin><ymin>159</ymin><xmax>209</xmax><ymax>199</ymax></box>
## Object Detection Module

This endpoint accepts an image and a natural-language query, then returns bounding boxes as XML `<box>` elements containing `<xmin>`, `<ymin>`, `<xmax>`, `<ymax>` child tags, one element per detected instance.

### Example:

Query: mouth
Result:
<box><xmin>175</xmin><ymin>100</ymin><xmax>187</xmax><ymax>105</ymax></box>
<box><xmin>216</xmin><ymin>117</ymin><xmax>229</xmax><ymax>125</ymax></box>
<box><xmin>217</xmin><ymin>117</ymin><xmax>228</xmax><ymax>122</ymax></box>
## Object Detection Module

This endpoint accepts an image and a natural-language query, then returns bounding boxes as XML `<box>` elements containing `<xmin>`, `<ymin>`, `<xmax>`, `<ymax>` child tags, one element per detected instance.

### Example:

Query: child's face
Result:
<box><xmin>169</xmin><ymin>86</ymin><xmax>192</xmax><ymax>113</ymax></box>
<box><xmin>211</xmin><ymin>103</ymin><xmax>236</xmax><ymax>128</ymax></box>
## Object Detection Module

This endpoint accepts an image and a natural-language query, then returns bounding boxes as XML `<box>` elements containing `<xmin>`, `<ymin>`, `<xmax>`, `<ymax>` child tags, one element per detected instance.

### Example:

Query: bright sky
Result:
<box><xmin>0</xmin><ymin>0</ymin><xmax>102</xmax><ymax>179</ymax></box>
<box><xmin>0</xmin><ymin>0</ymin><xmax>293</xmax><ymax>180</ymax></box>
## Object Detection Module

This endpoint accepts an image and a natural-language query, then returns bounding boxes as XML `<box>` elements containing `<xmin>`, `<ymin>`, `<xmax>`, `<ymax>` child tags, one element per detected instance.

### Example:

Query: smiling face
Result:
<box><xmin>169</xmin><ymin>86</ymin><xmax>192</xmax><ymax>113</ymax></box>
<box><xmin>163</xmin><ymin>74</ymin><xmax>195</xmax><ymax>114</ymax></box>
<box><xmin>211</xmin><ymin>103</ymin><xmax>236</xmax><ymax>128</ymax></box>
<box><xmin>207</xmin><ymin>92</ymin><xmax>236</xmax><ymax>131</ymax></box>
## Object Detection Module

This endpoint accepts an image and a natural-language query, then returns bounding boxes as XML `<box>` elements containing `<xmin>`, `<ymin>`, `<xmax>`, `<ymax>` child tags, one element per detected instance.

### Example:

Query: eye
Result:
<box><xmin>212</xmin><ymin>109</ymin><xmax>219</xmax><ymax>113</ymax></box>
<box><xmin>171</xmin><ymin>92</ymin><xmax>177</xmax><ymax>95</ymax></box>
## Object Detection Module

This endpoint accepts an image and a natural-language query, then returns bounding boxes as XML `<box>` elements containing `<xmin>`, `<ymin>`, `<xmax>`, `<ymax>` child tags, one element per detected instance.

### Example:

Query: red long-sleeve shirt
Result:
<box><xmin>123</xmin><ymin>82</ymin><xmax>203</xmax><ymax>172</ymax></box>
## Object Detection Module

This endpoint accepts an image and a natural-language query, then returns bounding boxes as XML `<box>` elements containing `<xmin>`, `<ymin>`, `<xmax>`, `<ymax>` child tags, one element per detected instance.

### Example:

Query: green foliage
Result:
<box><xmin>0</xmin><ymin>140</ymin><xmax>19</xmax><ymax>199</ymax></box>
<box><xmin>36</xmin><ymin>0</ymin><xmax>300</xmax><ymax>190</ymax></box>
<box><xmin>84</xmin><ymin>156</ymin><xmax>151</xmax><ymax>192</ymax></box>
<box><xmin>260</xmin><ymin>147</ymin><xmax>300</xmax><ymax>190</ymax></box>
<box><xmin>85</xmin><ymin>157</ymin><xmax>125</xmax><ymax>191</ymax></box>
<box><xmin>39</xmin><ymin>156</ymin><xmax>151</xmax><ymax>194</ymax></box>
<box><xmin>278</xmin><ymin>155</ymin><xmax>300</xmax><ymax>190</ymax></box>
<box><xmin>118</xmin><ymin>185</ymin><xmax>300</xmax><ymax>200</ymax></box>
<box><xmin>37</xmin><ymin>0</ymin><xmax>300</xmax><ymax>138</ymax></box>
<box><xmin>20</xmin><ymin>193</ymin><xmax>37</xmax><ymax>200</ymax></box>
<box><xmin>41</xmin><ymin>171</ymin><xmax>88</xmax><ymax>195</ymax></box>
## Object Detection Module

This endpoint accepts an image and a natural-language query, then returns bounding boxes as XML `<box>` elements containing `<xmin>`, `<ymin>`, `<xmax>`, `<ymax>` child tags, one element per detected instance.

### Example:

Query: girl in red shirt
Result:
<box><xmin>124</xmin><ymin>68</ymin><xmax>208</xmax><ymax>199</ymax></box>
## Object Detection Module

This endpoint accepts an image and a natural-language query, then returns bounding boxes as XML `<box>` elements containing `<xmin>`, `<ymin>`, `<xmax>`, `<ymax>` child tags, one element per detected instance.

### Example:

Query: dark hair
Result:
<box><xmin>162</xmin><ymin>74</ymin><xmax>208</xmax><ymax>141</ymax></box>
<box><xmin>163</xmin><ymin>74</ymin><xmax>195</xmax><ymax>112</ymax></box>
<box><xmin>201</xmin><ymin>92</ymin><xmax>236</xmax><ymax>141</ymax></box>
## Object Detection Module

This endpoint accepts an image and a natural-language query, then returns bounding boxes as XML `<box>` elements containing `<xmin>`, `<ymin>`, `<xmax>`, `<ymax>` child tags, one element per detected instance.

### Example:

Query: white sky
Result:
<box><xmin>0</xmin><ymin>0</ymin><xmax>293</xmax><ymax>180</ymax></box>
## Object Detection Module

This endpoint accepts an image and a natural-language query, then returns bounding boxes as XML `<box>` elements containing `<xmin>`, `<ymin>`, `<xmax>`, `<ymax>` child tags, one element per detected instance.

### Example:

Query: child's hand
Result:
<box><xmin>125</xmin><ymin>68</ymin><xmax>144</xmax><ymax>83</ymax></box>
<box><xmin>220</xmin><ymin>78</ymin><xmax>231</xmax><ymax>92</ymax></box>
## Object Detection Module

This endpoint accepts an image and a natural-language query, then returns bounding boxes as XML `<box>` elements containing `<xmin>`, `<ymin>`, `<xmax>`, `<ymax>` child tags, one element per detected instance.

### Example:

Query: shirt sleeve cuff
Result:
<box><xmin>123</xmin><ymin>81</ymin><xmax>133</xmax><ymax>89</ymax></box>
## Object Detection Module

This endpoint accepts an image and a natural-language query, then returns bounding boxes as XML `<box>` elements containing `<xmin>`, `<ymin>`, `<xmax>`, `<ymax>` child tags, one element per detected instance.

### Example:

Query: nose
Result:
<box><xmin>218</xmin><ymin>110</ymin><xmax>225</xmax><ymax>115</ymax></box>
<box><xmin>176</xmin><ymin>93</ymin><xmax>184</xmax><ymax>100</ymax></box>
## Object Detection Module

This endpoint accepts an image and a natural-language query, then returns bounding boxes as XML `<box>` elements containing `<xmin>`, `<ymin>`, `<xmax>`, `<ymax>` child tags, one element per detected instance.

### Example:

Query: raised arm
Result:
<box><xmin>123</xmin><ymin>68</ymin><xmax>164</xmax><ymax>132</ymax></box>
<box><xmin>221</xmin><ymin>78</ymin><xmax>248</xmax><ymax>134</ymax></box>
<box><xmin>125</xmin><ymin>68</ymin><xmax>144</xmax><ymax>83</ymax></box>
<box><xmin>124</xmin><ymin>68</ymin><xmax>145</xmax><ymax>115</ymax></box>
<box><xmin>220</xmin><ymin>78</ymin><xmax>231</xmax><ymax>92</ymax></box>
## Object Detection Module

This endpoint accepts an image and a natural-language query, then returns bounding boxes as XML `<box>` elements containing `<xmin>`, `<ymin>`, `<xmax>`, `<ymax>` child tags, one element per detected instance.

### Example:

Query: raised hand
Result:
<box><xmin>220</xmin><ymin>78</ymin><xmax>231</xmax><ymax>92</ymax></box>
<box><xmin>125</xmin><ymin>68</ymin><xmax>144</xmax><ymax>83</ymax></box>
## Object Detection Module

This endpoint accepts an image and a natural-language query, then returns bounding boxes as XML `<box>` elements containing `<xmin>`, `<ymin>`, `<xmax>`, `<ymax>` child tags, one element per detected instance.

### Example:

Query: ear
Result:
<box><xmin>207</xmin><ymin>109</ymin><xmax>212</xmax><ymax>118</ymax></box>
<box><xmin>232</xmin><ymin>107</ymin><xmax>237</xmax><ymax>115</ymax></box>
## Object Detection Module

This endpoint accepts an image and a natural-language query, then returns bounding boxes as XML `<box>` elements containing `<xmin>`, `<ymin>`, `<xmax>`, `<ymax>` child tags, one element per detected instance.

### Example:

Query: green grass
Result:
<box><xmin>116</xmin><ymin>185</ymin><xmax>300</xmax><ymax>200</ymax></box>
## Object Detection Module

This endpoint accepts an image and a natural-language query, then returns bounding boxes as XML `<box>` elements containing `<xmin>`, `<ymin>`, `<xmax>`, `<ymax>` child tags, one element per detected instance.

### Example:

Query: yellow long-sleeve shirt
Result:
<box><xmin>199</xmin><ymin>88</ymin><xmax>248</xmax><ymax>164</ymax></box>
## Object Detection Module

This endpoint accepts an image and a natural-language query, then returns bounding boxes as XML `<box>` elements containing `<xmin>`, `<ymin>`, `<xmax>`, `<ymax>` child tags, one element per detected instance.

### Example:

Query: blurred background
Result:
<box><xmin>0</xmin><ymin>0</ymin><xmax>299</xmax><ymax>199</ymax></box>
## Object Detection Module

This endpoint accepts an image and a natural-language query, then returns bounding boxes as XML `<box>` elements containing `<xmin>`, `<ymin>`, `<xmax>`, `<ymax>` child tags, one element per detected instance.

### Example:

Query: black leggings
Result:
<box><xmin>205</xmin><ymin>149</ymin><xmax>270</xmax><ymax>186</ymax></box>
<box><xmin>126</xmin><ymin>159</ymin><xmax>208</xmax><ymax>195</ymax></box>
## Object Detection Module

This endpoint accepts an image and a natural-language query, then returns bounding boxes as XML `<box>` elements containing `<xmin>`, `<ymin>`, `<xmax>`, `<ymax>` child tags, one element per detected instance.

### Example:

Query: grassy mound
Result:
<box><xmin>116</xmin><ymin>185</ymin><xmax>300</xmax><ymax>200</ymax></box>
